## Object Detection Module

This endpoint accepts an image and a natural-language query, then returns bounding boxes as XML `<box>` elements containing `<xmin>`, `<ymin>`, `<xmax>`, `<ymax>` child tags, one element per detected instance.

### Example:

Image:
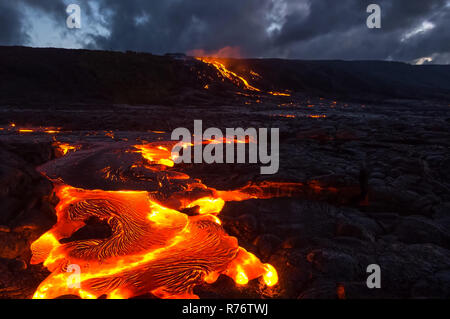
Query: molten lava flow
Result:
<box><xmin>196</xmin><ymin>56</ymin><xmax>292</xmax><ymax>98</ymax></box>
<box><xmin>30</xmin><ymin>142</ymin><xmax>306</xmax><ymax>299</ymax></box>
<box><xmin>31</xmin><ymin>185</ymin><xmax>277</xmax><ymax>299</ymax></box>
<box><xmin>273</xmin><ymin>114</ymin><xmax>296</xmax><ymax>119</ymax></box>
<box><xmin>3</xmin><ymin>125</ymin><xmax>62</xmax><ymax>134</ymax></box>
<box><xmin>133</xmin><ymin>144</ymin><xmax>175</xmax><ymax>167</ymax></box>
<box><xmin>104</xmin><ymin>131</ymin><xmax>115</xmax><ymax>139</ymax></box>
<box><xmin>132</xmin><ymin>138</ymin><xmax>252</xmax><ymax>167</ymax></box>
<box><xmin>196</xmin><ymin>57</ymin><xmax>260</xmax><ymax>92</ymax></box>
<box><xmin>19</xmin><ymin>129</ymin><xmax>34</xmax><ymax>133</ymax></box>
<box><xmin>45</xmin><ymin>130</ymin><xmax>60</xmax><ymax>134</ymax></box>
<box><xmin>268</xmin><ymin>91</ymin><xmax>291</xmax><ymax>97</ymax></box>
<box><xmin>54</xmin><ymin>142</ymin><xmax>79</xmax><ymax>156</ymax></box>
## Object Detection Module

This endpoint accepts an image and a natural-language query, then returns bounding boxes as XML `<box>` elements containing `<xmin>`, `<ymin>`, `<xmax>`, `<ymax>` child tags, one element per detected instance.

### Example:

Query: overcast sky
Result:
<box><xmin>1</xmin><ymin>0</ymin><xmax>449</xmax><ymax>64</ymax></box>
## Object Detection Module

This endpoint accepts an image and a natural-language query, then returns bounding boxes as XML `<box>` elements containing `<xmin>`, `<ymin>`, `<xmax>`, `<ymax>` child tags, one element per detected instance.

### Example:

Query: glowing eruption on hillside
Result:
<box><xmin>30</xmin><ymin>141</ymin><xmax>304</xmax><ymax>299</ymax></box>
<box><xmin>196</xmin><ymin>57</ymin><xmax>261</xmax><ymax>92</ymax></box>
<box><xmin>194</xmin><ymin>48</ymin><xmax>291</xmax><ymax>97</ymax></box>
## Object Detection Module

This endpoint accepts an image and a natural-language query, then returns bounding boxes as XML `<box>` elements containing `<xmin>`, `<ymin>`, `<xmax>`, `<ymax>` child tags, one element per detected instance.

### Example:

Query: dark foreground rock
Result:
<box><xmin>0</xmin><ymin>141</ymin><xmax>54</xmax><ymax>298</ymax></box>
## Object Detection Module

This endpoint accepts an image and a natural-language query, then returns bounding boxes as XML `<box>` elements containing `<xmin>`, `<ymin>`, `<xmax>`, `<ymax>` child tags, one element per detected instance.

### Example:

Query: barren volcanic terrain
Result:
<box><xmin>0</xmin><ymin>47</ymin><xmax>449</xmax><ymax>299</ymax></box>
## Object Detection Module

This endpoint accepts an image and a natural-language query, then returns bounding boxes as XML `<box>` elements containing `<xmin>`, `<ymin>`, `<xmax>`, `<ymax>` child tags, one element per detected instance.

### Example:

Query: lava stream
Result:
<box><xmin>31</xmin><ymin>141</ymin><xmax>301</xmax><ymax>299</ymax></box>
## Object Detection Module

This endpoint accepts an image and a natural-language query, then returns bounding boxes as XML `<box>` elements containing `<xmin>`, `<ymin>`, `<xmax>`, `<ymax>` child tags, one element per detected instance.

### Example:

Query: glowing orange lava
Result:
<box><xmin>196</xmin><ymin>57</ymin><xmax>292</xmax><ymax>98</ymax></box>
<box><xmin>30</xmin><ymin>142</ymin><xmax>307</xmax><ymax>299</ymax></box>
<box><xmin>54</xmin><ymin>142</ymin><xmax>79</xmax><ymax>156</ymax></box>
<box><xmin>133</xmin><ymin>144</ymin><xmax>175</xmax><ymax>167</ymax></box>
<box><xmin>268</xmin><ymin>91</ymin><xmax>291</xmax><ymax>97</ymax></box>
<box><xmin>197</xmin><ymin>57</ymin><xmax>261</xmax><ymax>92</ymax></box>
<box><xmin>272</xmin><ymin>114</ymin><xmax>296</xmax><ymax>119</ymax></box>
<box><xmin>31</xmin><ymin>183</ymin><xmax>281</xmax><ymax>299</ymax></box>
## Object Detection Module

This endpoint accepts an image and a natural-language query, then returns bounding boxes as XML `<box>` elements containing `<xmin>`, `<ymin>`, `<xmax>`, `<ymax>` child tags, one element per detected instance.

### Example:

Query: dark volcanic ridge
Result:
<box><xmin>1</xmin><ymin>46</ymin><xmax>450</xmax><ymax>106</ymax></box>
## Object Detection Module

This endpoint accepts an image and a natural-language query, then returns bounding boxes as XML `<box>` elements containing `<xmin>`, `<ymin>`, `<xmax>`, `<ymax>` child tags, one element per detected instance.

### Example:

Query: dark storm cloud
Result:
<box><xmin>86</xmin><ymin>0</ymin><xmax>274</xmax><ymax>56</ymax></box>
<box><xmin>0</xmin><ymin>1</ymin><xmax>28</xmax><ymax>45</ymax></box>
<box><xmin>269</xmin><ymin>0</ymin><xmax>450</xmax><ymax>61</ymax></box>
<box><xmin>1</xmin><ymin>0</ymin><xmax>450</xmax><ymax>63</ymax></box>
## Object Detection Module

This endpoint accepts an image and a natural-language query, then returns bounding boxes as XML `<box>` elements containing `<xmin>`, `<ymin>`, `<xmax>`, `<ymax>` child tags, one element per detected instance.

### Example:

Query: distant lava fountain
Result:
<box><xmin>31</xmin><ymin>141</ymin><xmax>301</xmax><ymax>299</ymax></box>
